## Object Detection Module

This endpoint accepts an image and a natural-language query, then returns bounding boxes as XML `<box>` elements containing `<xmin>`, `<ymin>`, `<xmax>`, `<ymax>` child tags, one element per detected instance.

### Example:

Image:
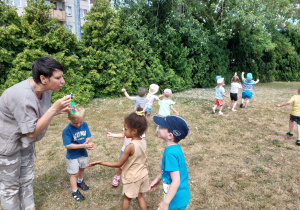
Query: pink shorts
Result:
<box><xmin>215</xmin><ymin>99</ymin><xmax>225</xmax><ymax>106</ymax></box>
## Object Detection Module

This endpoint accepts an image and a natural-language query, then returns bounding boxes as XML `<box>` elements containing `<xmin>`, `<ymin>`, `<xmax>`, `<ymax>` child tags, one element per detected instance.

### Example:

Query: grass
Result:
<box><xmin>9</xmin><ymin>82</ymin><xmax>300</xmax><ymax>209</ymax></box>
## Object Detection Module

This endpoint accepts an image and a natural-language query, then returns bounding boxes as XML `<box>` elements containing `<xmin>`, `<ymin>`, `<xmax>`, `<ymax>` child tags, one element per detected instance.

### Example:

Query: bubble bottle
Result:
<box><xmin>70</xmin><ymin>93</ymin><xmax>75</xmax><ymax>114</ymax></box>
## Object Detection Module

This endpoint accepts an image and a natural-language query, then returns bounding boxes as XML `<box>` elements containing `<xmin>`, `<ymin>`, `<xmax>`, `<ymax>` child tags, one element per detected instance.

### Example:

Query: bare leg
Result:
<box><xmin>241</xmin><ymin>98</ymin><xmax>245</xmax><ymax>104</ymax></box>
<box><xmin>245</xmin><ymin>98</ymin><xmax>250</xmax><ymax>108</ymax></box>
<box><xmin>122</xmin><ymin>195</ymin><xmax>131</xmax><ymax>210</ymax></box>
<box><xmin>228</xmin><ymin>100</ymin><xmax>232</xmax><ymax>109</ymax></box>
<box><xmin>78</xmin><ymin>168</ymin><xmax>85</xmax><ymax>180</ymax></box>
<box><xmin>137</xmin><ymin>193</ymin><xmax>147</xmax><ymax>210</ymax></box>
<box><xmin>219</xmin><ymin>105</ymin><xmax>223</xmax><ymax>112</ymax></box>
<box><xmin>70</xmin><ymin>173</ymin><xmax>78</xmax><ymax>191</ymax></box>
<box><xmin>297</xmin><ymin>124</ymin><xmax>300</xmax><ymax>140</ymax></box>
<box><xmin>116</xmin><ymin>167</ymin><xmax>122</xmax><ymax>176</ymax></box>
<box><xmin>289</xmin><ymin>120</ymin><xmax>294</xmax><ymax>133</ymax></box>
<box><xmin>232</xmin><ymin>101</ymin><xmax>237</xmax><ymax>110</ymax></box>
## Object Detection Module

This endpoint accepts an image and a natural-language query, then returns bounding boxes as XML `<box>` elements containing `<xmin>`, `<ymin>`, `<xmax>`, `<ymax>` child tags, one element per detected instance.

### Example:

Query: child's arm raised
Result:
<box><xmin>106</xmin><ymin>132</ymin><xmax>125</xmax><ymax>138</ymax></box>
<box><xmin>241</xmin><ymin>72</ymin><xmax>245</xmax><ymax>80</ymax></box>
<box><xmin>88</xmin><ymin>143</ymin><xmax>134</xmax><ymax>168</ymax></box>
<box><xmin>158</xmin><ymin>171</ymin><xmax>180</xmax><ymax>210</ymax></box>
<box><xmin>255</xmin><ymin>79</ymin><xmax>260</xmax><ymax>84</ymax></box>
<box><xmin>122</xmin><ymin>88</ymin><xmax>133</xmax><ymax>100</ymax></box>
<box><xmin>170</xmin><ymin>105</ymin><xmax>179</xmax><ymax>115</ymax></box>
<box><xmin>277</xmin><ymin>98</ymin><xmax>294</xmax><ymax>107</ymax></box>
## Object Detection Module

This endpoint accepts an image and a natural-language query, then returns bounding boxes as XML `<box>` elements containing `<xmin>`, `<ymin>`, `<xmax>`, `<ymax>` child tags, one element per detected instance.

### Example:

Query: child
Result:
<box><xmin>62</xmin><ymin>105</ymin><xmax>95</xmax><ymax>201</ymax></box>
<box><xmin>158</xmin><ymin>89</ymin><xmax>179</xmax><ymax>116</ymax></box>
<box><xmin>277</xmin><ymin>86</ymin><xmax>300</xmax><ymax>145</ymax></box>
<box><xmin>228</xmin><ymin>72</ymin><xmax>242</xmax><ymax>111</ymax></box>
<box><xmin>106</xmin><ymin>129</ymin><xmax>145</xmax><ymax>187</ymax></box>
<box><xmin>144</xmin><ymin>84</ymin><xmax>160</xmax><ymax>119</ymax></box>
<box><xmin>88</xmin><ymin>107</ymin><xmax>149</xmax><ymax>210</ymax></box>
<box><xmin>122</xmin><ymin>87</ymin><xmax>147</xmax><ymax>110</ymax></box>
<box><xmin>240</xmin><ymin>72</ymin><xmax>259</xmax><ymax>109</ymax></box>
<box><xmin>149</xmin><ymin>115</ymin><xmax>190</xmax><ymax>210</ymax></box>
<box><xmin>212</xmin><ymin>78</ymin><xmax>229</xmax><ymax>115</ymax></box>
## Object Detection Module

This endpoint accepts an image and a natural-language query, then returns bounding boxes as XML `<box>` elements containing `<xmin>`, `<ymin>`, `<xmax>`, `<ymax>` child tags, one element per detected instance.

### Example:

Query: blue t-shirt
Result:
<box><xmin>161</xmin><ymin>144</ymin><xmax>190</xmax><ymax>209</ymax></box>
<box><xmin>242</xmin><ymin>78</ymin><xmax>256</xmax><ymax>92</ymax></box>
<box><xmin>215</xmin><ymin>86</ymin><xmax>225</xmax><ymax>99</ymax></box>
<box><xmin>62</xmin><ymin>122</ymin><xmax>92</xmax><ymax>159</ymax></box>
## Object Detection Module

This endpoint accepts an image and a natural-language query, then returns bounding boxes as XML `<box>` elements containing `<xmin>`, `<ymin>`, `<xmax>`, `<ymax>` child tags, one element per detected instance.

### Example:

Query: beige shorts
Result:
<box><xmin>122</xmin><ymin>175</ymin><xmax>149</xmax><ymax>198</ymax></box>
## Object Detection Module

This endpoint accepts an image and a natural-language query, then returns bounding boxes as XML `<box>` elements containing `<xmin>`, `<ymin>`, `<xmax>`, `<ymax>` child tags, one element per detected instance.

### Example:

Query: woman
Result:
<box><xmin>0</xmin><ymin>57</ymin><xmax>71</xmax><ymax>210</ymax></box>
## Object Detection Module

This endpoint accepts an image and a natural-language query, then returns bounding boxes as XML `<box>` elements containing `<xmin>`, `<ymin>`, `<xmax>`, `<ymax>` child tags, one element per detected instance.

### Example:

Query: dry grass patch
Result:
<box><xmin>24</xmin><ymin>82</ymin><xmax>300</xmax><ymax>209</ymax></box>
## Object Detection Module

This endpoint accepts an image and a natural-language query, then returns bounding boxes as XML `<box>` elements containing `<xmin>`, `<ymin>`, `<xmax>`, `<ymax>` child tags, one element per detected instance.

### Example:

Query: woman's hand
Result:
<box><xmin>51</xmin><ymin>95</ymin><xmax>71</xmax><ymax>115</ymax></box>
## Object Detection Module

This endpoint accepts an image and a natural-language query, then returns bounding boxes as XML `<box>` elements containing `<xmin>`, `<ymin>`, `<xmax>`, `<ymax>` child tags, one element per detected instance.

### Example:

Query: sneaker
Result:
<box><xmin>240</xmin><ymin>103</ymin><xmax>243</xmax><ymax>108</ymax></box>
<box><xmin>218</xmin><ymin>111</ymin><xmax>223</xmax><ymax>115</ymax></box>
<box><xmin>72</xmin><ymin>190</ymin><xmax>85</xmax><ymax>201</ymax></box>
<box><xmin>228</xmin><ymin>106</ymin><xmax>231</xmax><ymax>109</ymax></box>
<box><xmin>212</xmin><ymin>107</ymin><xmax>216</xmax><ymax>114</ymax></box>
<box><xmin>232</xmin><ymin>109</ymin><xmax>237</xmax><ymax>112</ymax></box>
<box><xmin>77</xmin><ymin>180</ymin><xmax>89</xmax><ymax>191</ymax></box>
<box><xmin>112</xmin><ymin>175</ymin><xmax>121</xmax><ymax>187</ymax></box>
<box><xmin>286</xmin><ymin>132</ymin><xmax>293</xmax><ymax>137</ymax></box>
<box><xmin>296</xmin><ymin>140</ymin><xmax>300</xmax><ymax>146</ymax></box>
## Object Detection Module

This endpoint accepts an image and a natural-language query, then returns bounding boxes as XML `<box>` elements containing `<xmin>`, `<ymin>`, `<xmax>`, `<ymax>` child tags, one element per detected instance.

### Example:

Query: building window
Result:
<box><xmin>66</xmin><ymin>6</ymin><xmax>72</xmax><ymax>16</ymax></box>
<box><xmin>66</xmin><ymin>25</ymin><xmax>73</xmax><ymax>32</ymax></box>
<box><xmin>10</xmin><ymin>0</ymin><xmax>21</xmax><ymax>7</ymax></box>
<box><xmin>80</xmin><ymin>9</ymin><xmax>87</xmax><ymax>18</ymax></box>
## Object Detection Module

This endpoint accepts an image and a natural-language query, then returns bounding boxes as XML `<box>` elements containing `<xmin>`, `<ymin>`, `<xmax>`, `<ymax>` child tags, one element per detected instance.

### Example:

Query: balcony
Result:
<box><xmin>50</xmin><ymin>8</ymin><xmax>66</xmax><ymax>21</ymax></box>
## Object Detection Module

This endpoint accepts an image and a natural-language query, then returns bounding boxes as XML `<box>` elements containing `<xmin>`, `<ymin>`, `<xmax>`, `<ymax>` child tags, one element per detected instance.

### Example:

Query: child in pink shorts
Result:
<box><xmin>212</xmin><ymin>78</ymin><xmax>229</xmax><ymax>115</ymax></box>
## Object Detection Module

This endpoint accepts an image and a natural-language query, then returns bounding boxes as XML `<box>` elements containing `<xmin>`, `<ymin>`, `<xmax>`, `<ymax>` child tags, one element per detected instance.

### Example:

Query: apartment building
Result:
<box><xmin>9</xmin><ymin>0</ymin><xmax>95</xmax><ymax>34</ymax></box>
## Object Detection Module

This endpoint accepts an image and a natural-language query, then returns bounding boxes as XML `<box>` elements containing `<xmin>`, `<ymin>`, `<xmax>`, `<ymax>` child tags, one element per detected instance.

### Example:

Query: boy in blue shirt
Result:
<box><xmin>240</xmin><ymin>72</ymin><xmax>259</xmax><ymax>109</ymax></box>
<box><xmin>150</xmin><ymin>115</ymin><xmax>190</xmax><ymax>210</ymax></box>
<box><xmin>62</xmin><ymin>105</ymin><xmax>95</xmax><ymax>201</ymax></box>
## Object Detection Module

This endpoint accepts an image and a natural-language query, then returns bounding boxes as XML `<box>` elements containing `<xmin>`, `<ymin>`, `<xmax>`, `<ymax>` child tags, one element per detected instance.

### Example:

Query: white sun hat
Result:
<box><xmin>149</xmin><ymin>84</ymin><xmax>159</xmax><ymax>94</ymax></box>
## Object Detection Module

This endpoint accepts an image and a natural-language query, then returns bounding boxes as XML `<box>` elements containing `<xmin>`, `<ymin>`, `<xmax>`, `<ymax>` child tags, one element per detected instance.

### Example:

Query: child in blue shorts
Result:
<box><xmin>150</xmin><ymin>115</ymin><xmax>190</xmax><ymax>210</ymax></box>
<box><xmin>277</xmin><ymin>86</ymin><xmax>300</xmax><ymax>145</ymax></box>
<box><xmin>240</xmin><ymin>72</ymin><xmax>259</xmax><ymax>109</ymax></box>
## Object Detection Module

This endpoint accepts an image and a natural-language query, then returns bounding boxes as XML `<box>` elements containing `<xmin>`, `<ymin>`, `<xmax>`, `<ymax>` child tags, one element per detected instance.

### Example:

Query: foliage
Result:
<box><xmin>1</xmin><ymin>0</ymin><xmax>299</xmax><ymax>105</ymax></box>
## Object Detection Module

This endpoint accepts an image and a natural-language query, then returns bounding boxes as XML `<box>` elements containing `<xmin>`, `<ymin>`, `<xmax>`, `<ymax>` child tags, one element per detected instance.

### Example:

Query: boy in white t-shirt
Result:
<box><xmin>228</xmin><ymin>72</ymin><xmax>242</xmax><ymax>111</ymax></box>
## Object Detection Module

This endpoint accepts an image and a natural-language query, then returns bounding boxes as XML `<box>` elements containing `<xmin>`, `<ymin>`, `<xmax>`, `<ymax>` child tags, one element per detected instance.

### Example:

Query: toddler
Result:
<box><xmin>122</xmin><ymin>87</ymin><xmax>147</xmax><ymax>110</ymax></box>
<box><xmin>88</xmin><ymin>107</ymin><xmax>149</xmax><ymax>210</ymax></box>
<box><xmin>277</xmin><ymin>86</ymin><xmax>300</xmax><ymax>145</ymax></box>
<box><xmin>240</xmin><ymin>72</ymin><xmax>259</xmax><ymax>109</ymax></box>
<box><xmin>144</xmin><ymin>84</ymin><xmax>160</xmax><ymax>119</ymax></box>
<box><xmin>158</xmin><ymin>89</ymin><xmax>179</xmax><ymax>116</ymax></box>
<box><xmin>62</xmin><ymin>105</ymin><xmax>95</xmax><ymax>201</ymax></box>
<box><xmin>228</xmin><ymin>72</ymin><xmax>242</xmax><ymax>111</ymax></box>
<box><xmin>150</xmin><ymin>115</ymin><xmax>190</xmax><ymax>210</ymax></box>
<box><xmin>212</xmin><ymin>78</ymin><xmax>229</xmax><ymax>115</ymax></box>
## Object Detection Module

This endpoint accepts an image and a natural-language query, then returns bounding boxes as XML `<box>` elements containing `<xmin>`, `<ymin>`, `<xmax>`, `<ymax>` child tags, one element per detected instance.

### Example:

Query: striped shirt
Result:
<box><xmin>242</xmin><ymin>78</ymin><xmax>256</xmax><ymax>92</ymax></box>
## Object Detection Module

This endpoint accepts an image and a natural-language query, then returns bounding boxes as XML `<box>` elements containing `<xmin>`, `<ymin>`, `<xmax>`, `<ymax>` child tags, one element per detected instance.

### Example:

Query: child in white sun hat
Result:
<box><xmin>212</xmin><ymin>78</ymin><xmax>229</xmax><ymax>115</ymax></box>
<box><xmin>144</xmin><ymin>84</ymin><xmax>160</xmax><ymax>119</ymax></box>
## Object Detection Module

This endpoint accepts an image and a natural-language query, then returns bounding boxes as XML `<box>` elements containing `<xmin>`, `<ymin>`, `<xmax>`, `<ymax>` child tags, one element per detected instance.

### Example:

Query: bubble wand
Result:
<box><xmin>70</xmin><ymin>93</ymin><xmax>75</xmax><ymax>114</ymax></box>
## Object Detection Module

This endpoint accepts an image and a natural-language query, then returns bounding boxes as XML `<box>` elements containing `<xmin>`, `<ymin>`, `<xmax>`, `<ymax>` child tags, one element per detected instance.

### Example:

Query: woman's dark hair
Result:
<box><xmin>124</xmin><ymin>106</ymin><xmax>148</xmax><ymax>137</ymax></box>
<box><xmin>32</xmin><ymin>57</ymin><xmax>63</xmax><ymax>84</ymax></box>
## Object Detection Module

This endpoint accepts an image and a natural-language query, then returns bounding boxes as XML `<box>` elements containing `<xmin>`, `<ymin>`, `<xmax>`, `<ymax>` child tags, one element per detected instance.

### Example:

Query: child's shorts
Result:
<box><xmin>242</xmin><ymin>92</ymin><xmax>253</xmax><ymax>99</ymax></box>
<box><xmin>119</xmin><ymin>150</ymin><xmax>124</xmax><ymax>159</ymax></box>
<box><xmin>122</xmin><ymin>175</ymin><xmax>149</xmax><ymax>198</ymax></box>
<box><xmin>67</xmin><ymin>156</ymin><xmax>87</xmax><ymax>174</ymax></box>
<box><xmin>215</xmin><ymin>99</ymin><xmax>225</xmax><ymax>106</ymax></box>
<box><xmin>230</xmin><ymin>93</ymin><xmax>238</xmax><ymax>101</ymax></box>
<box><xmin>145</xmin><ymin>106</ymin><xmax>153</xmax><ymax>114</ymax></box>
<box><xmin>290</xmin><ymin>114</ymin><xmax>300</xmax><ymax>125</ymax></box>
<box><xmin>170</xmin><ymin>206</ymin><xmax>188</xmax><ymax>210</ymax></box>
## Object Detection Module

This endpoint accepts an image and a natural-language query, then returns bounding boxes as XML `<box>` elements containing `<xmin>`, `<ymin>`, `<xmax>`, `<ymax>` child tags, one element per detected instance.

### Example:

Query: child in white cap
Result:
<box><xmin>144</xmin><ymin>84</ymin><xmax>160</xmax><ymax>119</ymax></box>
<box><xmin>212</xmin><ymin>78</ymin><xmax>229</xmax><ymax>115</ymax></box>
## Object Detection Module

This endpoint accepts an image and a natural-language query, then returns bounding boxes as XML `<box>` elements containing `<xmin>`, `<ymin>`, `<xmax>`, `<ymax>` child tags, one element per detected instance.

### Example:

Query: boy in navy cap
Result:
<box><xmin>149</xmin><ymin>115</ymin><xmax>190</xmax><ymax>210</ymax></box>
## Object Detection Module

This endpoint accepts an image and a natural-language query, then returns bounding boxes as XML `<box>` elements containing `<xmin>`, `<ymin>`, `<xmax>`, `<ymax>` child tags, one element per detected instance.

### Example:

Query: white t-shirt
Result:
<box><xmin>230</xmin><ymin>82</ymin><xmax>242</xmax><ymax>94</ymax></box>
<box><xmin>146</xmin><ymin>94</ymin><xmax>159</xmax><ymax>107</ymax></box>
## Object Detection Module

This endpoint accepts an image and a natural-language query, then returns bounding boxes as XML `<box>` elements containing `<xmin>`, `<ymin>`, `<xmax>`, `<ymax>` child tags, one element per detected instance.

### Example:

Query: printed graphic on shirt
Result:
<box><xmin>163</xmin><ymin>182</ymin><xmax>170</xmax><ymax>198</ymax></box>
<box><xmin>73</xmin><ymin>131</ymin><xmax>87</xmax><ymax>142</ymax></box>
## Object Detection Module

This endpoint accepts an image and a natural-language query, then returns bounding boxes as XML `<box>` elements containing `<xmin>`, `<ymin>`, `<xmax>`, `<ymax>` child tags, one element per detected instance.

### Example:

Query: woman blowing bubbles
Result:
<box><xmin>0</xmin><ymin>57</ymin><xmax>71</xmax><ymax>210</ymax></box>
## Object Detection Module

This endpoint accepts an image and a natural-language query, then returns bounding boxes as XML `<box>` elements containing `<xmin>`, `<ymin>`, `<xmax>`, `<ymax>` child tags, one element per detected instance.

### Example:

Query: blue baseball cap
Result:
<box><xmin>215</xmin><ymin>75</ymin><xmax>222</xmax><ymax>81</ymax></box>
<box><xmin>246</xmin><ymin>73</ymin><xmax>253</xmax><ymax>81</ymax></box>
<box><xmin>153</xmin><ymin>115</ymin><xmax>189</xmax><ymax>140</ymax></box>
